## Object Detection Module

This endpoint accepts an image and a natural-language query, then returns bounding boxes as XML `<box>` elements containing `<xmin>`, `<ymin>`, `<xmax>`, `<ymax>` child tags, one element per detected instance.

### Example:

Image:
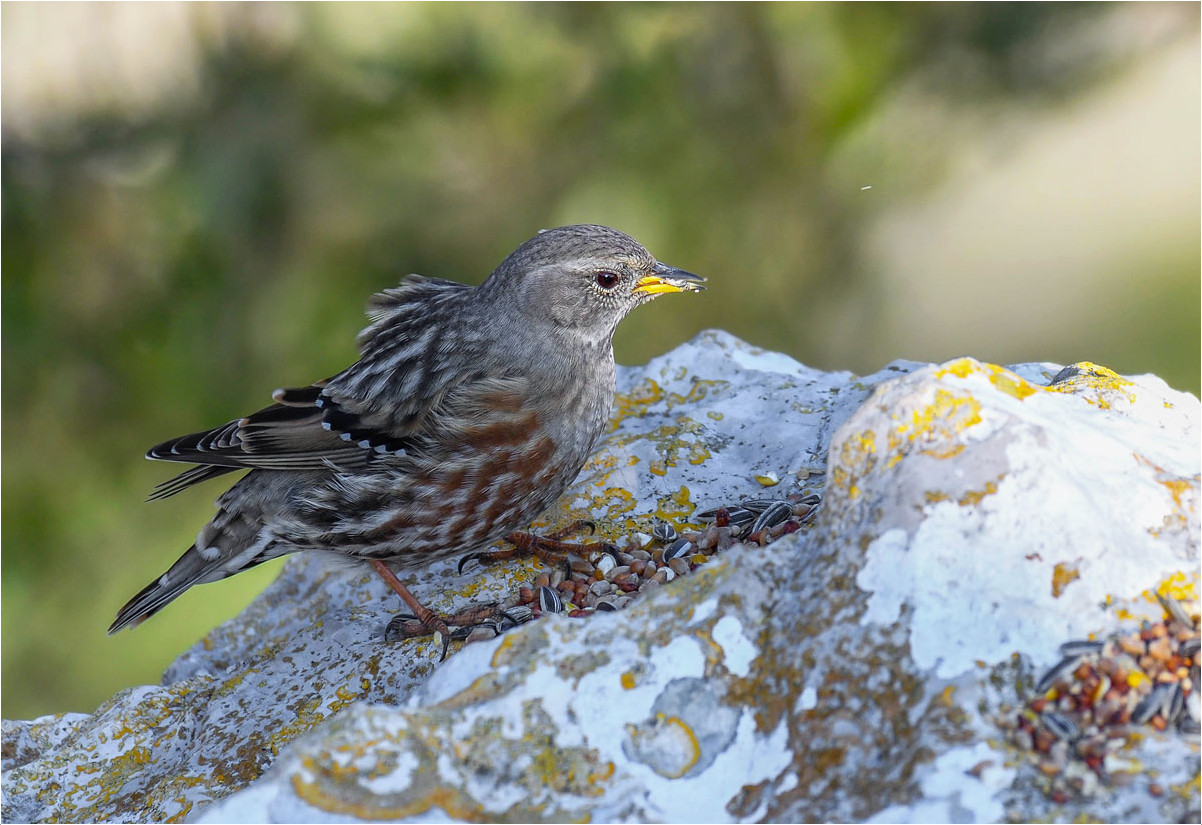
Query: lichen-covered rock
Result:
<box><xmin>2</xmin><ymin>333</ymin><xmax>1198</xmax><ymax>823</ymax></box>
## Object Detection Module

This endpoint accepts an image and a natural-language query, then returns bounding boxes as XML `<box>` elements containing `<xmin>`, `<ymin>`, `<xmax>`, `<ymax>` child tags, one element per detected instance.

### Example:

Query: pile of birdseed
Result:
<box><xmin>512</xmin><ymin>493</ymin><xmax>822</xmax><ymax>619</ymax></box>
<box><xmin>1000</xmin><ymin>593</ymin><xmax>1200</xmax><ymax>802</ymax></box>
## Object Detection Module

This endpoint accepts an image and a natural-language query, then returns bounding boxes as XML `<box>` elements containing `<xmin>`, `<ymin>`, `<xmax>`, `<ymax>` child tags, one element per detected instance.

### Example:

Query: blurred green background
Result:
<box><xmin>3</xmin><ymin>3</ymin><xmax>1198</xmax><ymax>721</ymax></box>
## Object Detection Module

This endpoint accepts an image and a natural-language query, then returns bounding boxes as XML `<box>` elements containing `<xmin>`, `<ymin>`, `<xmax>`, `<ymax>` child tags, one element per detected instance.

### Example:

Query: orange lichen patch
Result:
<box><xmin>833</xmin><ymin>430</ymin><xmax>877</xmax><ymax>499</ymax></box>
<box><xmin>885</xmin><ymin>429</ymin><xmax>905</xmax><ymax>468</ymax></box>
<box><xmin>575</xmin><ymin>450</ymin><xmax>640</xmax><ymax>494</ymax></box>
<box><xmin>1043</xmin><ymin>361</ymin><xmax>1136</xmax><ymax>409</ymax></box>
<box><xmin>924</xmin><ymin>490</ymin><xmax>951</xmax><ymax>504</ymax></box>
<box><xmin>1111</xmin><ymin>572</ymin><xmax>1202</xmax><ymax>621</ymax></box>
<box><xmin>1133</xmin><ymin>454</ymin><xmax>1200</xmax><ymax>524</ymax></box>
<box><xmin>490</xmin><ymin>633</ymin><xmax>524</xmax><ymax>669</ymax></box>
<box><xmin>938</xmin><ymin>685</ymin><xmax>956</xmax><ymax>707</ymax></box>
<box><xmin>847</xmin><ymin>385</ymin><xmax>986</xmax><ymax>487</ymax></box>
<box><xmin>624</xmin><ymin>714</ymin><xmax>701</xmax><ymax>779</ymax></box>
<box><xmin>621</xmin><ymin>671</ymin><xmax>636</xmax><ymax>690</ymax></box>
<box><xmin>937</xmin><ymin>359</ymin><xmax>978</xmax><ymax>380</ymax></box>
<box><xmin>594</xmin><ymin>487</ymin><xmax>637</xmax><ymax>522</ymax></box>
<box><xmin>1151</xmin><ymin>573</ymin><xmax>1199</xmax><ymax>610</ymax></box>
<box><xmin>1159</xmin><ymin>476</ymin><xmax>1197</xmax><ymax>512</ymax></box>
<box><xmin>1051</xmin><ymin>563</ymin><xmax>1080</xmax><ymax>598</ymax></box>
<box><xmin>610</xmin><ymin>377</ymin><xmax>728</xmax><ymax>429</ymax></box>
<box><xmin>654</xmin><ymin>486</ymin><xmax>696</xmax><ymax>527</ymax></box>
<box><xmin>601</xmin><ymin>416</ymin><xmax>712</xmax><ymax>484</ymax></box>
<box><xmin>664</xmin><ymin>379</ymin><xmax>727</xmax><ymax>412</ymax></box>
<box><xmin>1169</xmin><ymin>773</ymin><xmax>1202</xmax><ymax>803</ymax></box>
<box><xmin>903</xmin><ymin>389</ymin><xmax>982</xmax><ymax>458</ymax></box>
<box><xmin>610</xmin><ymin>378</ymin><xmax>665</xmax><ymax>427</ymax></box>
<box><xmin>937</xmin><ymin>358</ymin><xmax>1038</xmax><ymax>400</ymax></box>
<box><xmin>292</xmin><ymin>762</ymin><xmax>482</xmax><ymax>821</ymax></box>
<box><xmin>958</xmin><ymin>479</ymin><xmax>1000</xmax><ymax>506</ymax></box>
<box><xmin>268</xmin><ymin>696</ymin><xmax>329</xmax><ymax>757</ymax></box>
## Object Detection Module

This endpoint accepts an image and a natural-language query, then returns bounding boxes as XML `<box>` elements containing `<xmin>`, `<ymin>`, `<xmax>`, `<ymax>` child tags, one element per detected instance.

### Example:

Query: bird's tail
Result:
<box><xmin>108</xmin><ymin>533</ymin><xmax>285</xmax><ymax>634</ymax></box>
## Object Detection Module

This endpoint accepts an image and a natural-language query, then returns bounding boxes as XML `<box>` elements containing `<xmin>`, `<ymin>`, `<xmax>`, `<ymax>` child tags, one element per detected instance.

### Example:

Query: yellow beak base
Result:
<box><xmin>634</xmin><ymin>276</ymin><xmax>688</xmax><ymax>295</ymax></box>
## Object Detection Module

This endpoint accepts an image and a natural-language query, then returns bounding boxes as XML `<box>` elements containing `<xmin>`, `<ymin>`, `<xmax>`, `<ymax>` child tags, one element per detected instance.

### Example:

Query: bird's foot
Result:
<box><xmin>456</xmin><ymin>520</ymin><xmax>620</xmax><ymax>575</ymax></box>
<box><xmin>370</xmin><ymin>559</ymin><xmax>535</xmax><ymax>660</ymax></box>
<box><xmin>384</xmin><ymin>603</ymin><xmax>534</xmax><ymax>660</ymax></box>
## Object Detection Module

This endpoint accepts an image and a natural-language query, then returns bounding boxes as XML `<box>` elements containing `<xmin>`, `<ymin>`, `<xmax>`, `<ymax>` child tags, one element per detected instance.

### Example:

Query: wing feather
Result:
<box><xmin>145</xmin><ymin>274</ymin><xmax>482</xmax><ymax>495</ymax></box>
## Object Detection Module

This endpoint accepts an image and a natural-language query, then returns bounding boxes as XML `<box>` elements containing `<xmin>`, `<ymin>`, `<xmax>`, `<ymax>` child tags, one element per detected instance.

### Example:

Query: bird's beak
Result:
<box><xmin>634</xmin><ymin>262</ymin><xmax>707</xmax><ymax>295</ymax></box>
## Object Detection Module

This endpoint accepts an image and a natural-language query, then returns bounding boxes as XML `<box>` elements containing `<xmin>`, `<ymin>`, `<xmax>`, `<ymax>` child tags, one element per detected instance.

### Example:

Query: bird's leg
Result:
<box><xmin>370</xmin><ymin>559</ymin><xmax>517</xmax><ymax>660</ymax></box>
<box><xmin>457</xmin><ymin>520</ymin><xmax>620</xmax><ymax>574</ymax></box>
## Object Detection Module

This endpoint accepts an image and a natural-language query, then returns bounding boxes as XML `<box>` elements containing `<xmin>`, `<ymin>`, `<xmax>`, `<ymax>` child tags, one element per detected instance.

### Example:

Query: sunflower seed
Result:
<box><xmin>1035</xmin><ymin>656</ymin><xmax>1083</xmax><ymax>695</ymax></box>
<box><xmin>751</xmin><ymin>500</ymin><xmax>792</xmax><ymax>534</ymax></box>
<box><xmin>1156</xmin><ymin>592</ymin><xmax>1193</xmax><ymax>626</ymax></box>
<box><xmin>1059</xmin><ymin>639</ymin><xmax>1105</xmax><ymax>657</ymax></box>
<box><xmin>501</xmin><ymin>605</ymin><xmax>533</xmax><ymax>625</ymax></box>
<box><xmin>663</xmin><ymin>538</ymin><xmax>694</xmax><ymax>562</ymax></box>
<box><xmin>1164</xmin><ymin>681</ymin><xmax>1185</xmax><ymax>724</ymax></box>
<box><xmin>695</xmin><ymin>506</ymin><xmax>755</xmax><ymax>526</ymax></box>
<box><xmin>1042</xmin><ymin>711</ymin><xmax>1079</xmax><ymax>740</ymax></box>
<box><xmin>538</xmin><ymin>585</ymin><xmax>564</xmax><ymax>614</ymax></box>
<box><xmin>651</xmin><ymin>520</ymin><xmax>678</xmax><ymax>544</ymax></box>
<box><xmin>1132</xmin><ymin>682</ymin><xmax>1174</xmax><ymax>724</ymax></box>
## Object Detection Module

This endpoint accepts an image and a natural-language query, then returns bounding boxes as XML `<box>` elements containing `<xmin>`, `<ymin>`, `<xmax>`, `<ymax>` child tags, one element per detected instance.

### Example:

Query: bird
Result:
<box><xmin>110</xmin><ymin>224</ymin><xmax>705</xmax><ymax>652</ymax></box>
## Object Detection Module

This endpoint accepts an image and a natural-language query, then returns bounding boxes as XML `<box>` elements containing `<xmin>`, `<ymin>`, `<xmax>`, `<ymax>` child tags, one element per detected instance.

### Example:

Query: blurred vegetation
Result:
<box><xmin>3</xmin><ymin>3</ymin><xmax>1198</xmax><ymax>720</ymax></box>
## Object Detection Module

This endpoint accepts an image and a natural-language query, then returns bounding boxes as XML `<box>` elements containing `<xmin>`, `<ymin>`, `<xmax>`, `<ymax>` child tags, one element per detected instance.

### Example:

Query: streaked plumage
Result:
<box><xmin>111</xmin><ymin>224</ymin><xmax>704</xmax><ymax>635</ymax></box>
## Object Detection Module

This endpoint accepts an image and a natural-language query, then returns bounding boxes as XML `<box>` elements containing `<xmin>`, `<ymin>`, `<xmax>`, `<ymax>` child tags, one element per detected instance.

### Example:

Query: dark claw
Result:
<box><xmin>438</xmin><ymin>632</ymin><xmax>452</xmax><ymax>662</ymax></box>
<box><xmin>580</xmin><ymin>520</ymin><xmax>597</xmax><ymax>535</ymax></box>
<box><xmin>458</xmin><ymin>553</ymin><xmax>486</xmax><ymax>575</ymax></box>
<box><xmin>384</xmin><ymin>613</ymin><xmax>424</xmax><ymax>642</ymax></box>
<box><xmin>600</xmin><ymin>543</ymin><xmax>622</xmax><ymax>562</ymax></box>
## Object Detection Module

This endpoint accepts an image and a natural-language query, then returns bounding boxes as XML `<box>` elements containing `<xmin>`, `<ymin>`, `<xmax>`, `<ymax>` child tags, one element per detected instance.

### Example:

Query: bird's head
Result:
<box><xmin>486</xmin><ymin>224</ymin><xmax>705</xmax><ymax>341</ymax></box>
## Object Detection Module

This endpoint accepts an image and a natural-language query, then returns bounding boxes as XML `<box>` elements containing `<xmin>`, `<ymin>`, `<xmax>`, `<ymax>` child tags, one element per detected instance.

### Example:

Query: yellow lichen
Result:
<box><xmin>958</xmin><ymin>480</ymin><xmax>1000</xmax><ymax>506</ymax></box>
<box><xmin>939</xmin><ymin>358</ymin><xmax>1039</xmax><ymax>400</ymax></box>
<box><xmin>1043</xmin><ymin>361</ymin><xmax>1136</xmax><ymax>409</ymax></box>
<box><xmin>1051</xmin><ymin>563</ymin><xmax>1080</xmax><ymax>598</ymax></box>
<box><xmin>902</xmin><ymin>389</ymin><xmax>982</xmax><ymax>458</ymax></box>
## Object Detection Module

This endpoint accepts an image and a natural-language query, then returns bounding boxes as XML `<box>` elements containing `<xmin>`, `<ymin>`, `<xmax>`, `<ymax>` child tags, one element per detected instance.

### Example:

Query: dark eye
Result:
<box><xmin>595</xmin><ymin>271</ymin><xmax>620</xmax><ymax>290</ymax></box>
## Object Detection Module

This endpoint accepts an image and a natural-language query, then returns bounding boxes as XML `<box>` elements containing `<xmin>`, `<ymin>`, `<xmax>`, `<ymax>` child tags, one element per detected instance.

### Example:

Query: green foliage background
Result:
<box><xmin>3</xmin><ymin>3</ymin><xmax>1199</xmax><ymax>720</ymax></box>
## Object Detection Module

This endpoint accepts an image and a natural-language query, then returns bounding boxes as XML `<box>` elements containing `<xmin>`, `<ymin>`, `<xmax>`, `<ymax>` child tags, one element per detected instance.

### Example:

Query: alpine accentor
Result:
<box><xmin>110</xmin><ymin>225</ymin><xmax>704</xmax><ymax>647</ymax></box>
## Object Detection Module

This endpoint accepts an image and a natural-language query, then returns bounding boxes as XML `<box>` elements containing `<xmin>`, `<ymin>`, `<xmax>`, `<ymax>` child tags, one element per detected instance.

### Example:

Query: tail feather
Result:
<box><xmin>110</xmin><ymin>544</ymin><xmax>210</xmax><ymax>633</ymax></box>
<box><xmin>147</xmin><ymin>465</ymin><xmax>237</xmax><ymax>502</ymax></box>
<box><xmin>109</xmin><ymin>537</ymin><xmax>287</xmax><ymax>634</ymax></box>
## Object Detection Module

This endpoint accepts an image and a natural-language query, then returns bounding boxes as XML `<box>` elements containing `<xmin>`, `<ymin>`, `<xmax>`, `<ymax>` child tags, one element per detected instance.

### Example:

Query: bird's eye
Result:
<box><xmin>594</xmin><ymin>271</ymin><xmax>620</xmax><ymax>290</ymax></box>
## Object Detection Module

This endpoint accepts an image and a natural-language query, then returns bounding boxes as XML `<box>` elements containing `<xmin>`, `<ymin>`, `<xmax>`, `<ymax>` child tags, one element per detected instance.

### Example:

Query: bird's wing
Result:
<box><xmin>146</xmin><ymin>274</ymin><xmax>482</xmax><ymax>497</ymax></box>
<box><xmin>146</xmin><ymin>396</ymin><xmax>385</xmax><ymax>471</ymax></box>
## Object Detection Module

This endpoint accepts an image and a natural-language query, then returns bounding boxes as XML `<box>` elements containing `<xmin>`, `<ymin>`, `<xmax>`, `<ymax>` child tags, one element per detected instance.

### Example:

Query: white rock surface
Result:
<box><xmin>2</xmin><ymin>333</ymin><xmax>1198</xmax><ymax>823</ymax></box>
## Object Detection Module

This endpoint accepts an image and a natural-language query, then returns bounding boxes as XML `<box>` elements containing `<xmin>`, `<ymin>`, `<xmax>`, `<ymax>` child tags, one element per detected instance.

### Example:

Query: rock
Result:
<box><xmin>2</xmin><ymin>333</ymin><xmax>1197</xmax><ymax>823</ymax></box>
